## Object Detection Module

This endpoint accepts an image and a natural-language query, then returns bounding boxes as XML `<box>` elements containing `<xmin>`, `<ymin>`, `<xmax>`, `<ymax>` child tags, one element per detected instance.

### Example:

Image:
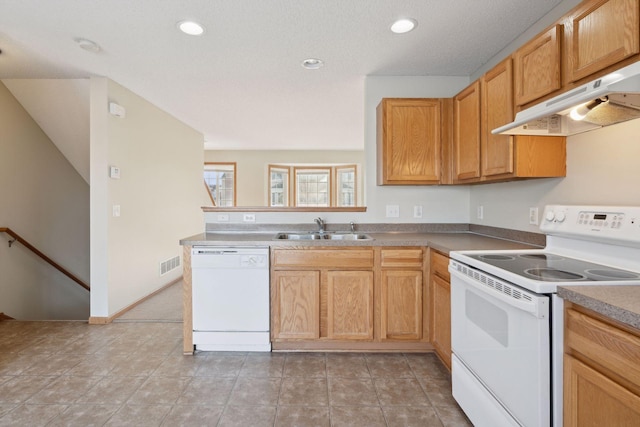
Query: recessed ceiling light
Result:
<box><xmin>301</xmin><ymin>58</ymin><xmax>324</xmax><ymax>70</ymax></box>
<box><xmin>178</xmin><ymin>20</ymin><xmax>205</xmax><ymax>36</ymax></box>
<box><xmin>390</xmin><ymin>18</ymin><xmax>417</xmax><ymax>34</ymax></box>
<box><xmin>74</xmin><ymin>38</ymin><xmax>102</xmax><ymax>53</ymax></box>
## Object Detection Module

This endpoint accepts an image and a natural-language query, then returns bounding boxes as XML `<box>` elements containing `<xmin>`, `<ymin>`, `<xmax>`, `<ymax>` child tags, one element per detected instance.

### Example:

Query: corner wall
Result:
<box><xmin>90</xmin><ymin>77</ymin><xmax>204</xmax><ymax>318</ymax></box>
<box><xmin>0</xmin><ymin>81</ymin><xmax>90</xmax><ymax>320</ymax></box>
<box><xmin>470</xmin><ymin>119</ymin><xmax>640</xmax><ymax>231</ymax></box>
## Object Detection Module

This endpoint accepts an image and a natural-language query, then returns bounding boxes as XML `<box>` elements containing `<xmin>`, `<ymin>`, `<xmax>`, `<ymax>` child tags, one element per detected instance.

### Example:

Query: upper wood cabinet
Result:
<box><xmin>481</xmin><ymin>58</ymin><xmax>515</xmax><ymax>178</ymax></box>
<box><xmin>453</xmin><ymin>59</ymin><xmax>566</xmax><ymax>184</ymax></box>
<box><xmin>452</xmin><ymin>81</ymin><xmax>481</xmax><ymax>183</ymax></box>
<box><xmin>564</xmin><ymin>0</ymin><xmax>640</xmax><ymax>83</ymax></box>
<box><xmin>376</xmin><ymin>98</ymin><xmax>442</xmax><ymax>185</ymax></box>
<box><xmin>513</xmin><ymin>25</ymin><xmax>562</xmax><ymax>106</ymax></box>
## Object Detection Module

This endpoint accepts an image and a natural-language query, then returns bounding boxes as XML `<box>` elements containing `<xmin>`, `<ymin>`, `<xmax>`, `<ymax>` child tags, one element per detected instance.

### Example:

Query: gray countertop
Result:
<box><xmin>179</xmin><ymin>231</ymin><xmax>539</xmax><ymax>255</ymax></box>
<box><xmin>558</xmin><ymin>285</ymin><xmax>640</xmax><ymax>331</ymax></box>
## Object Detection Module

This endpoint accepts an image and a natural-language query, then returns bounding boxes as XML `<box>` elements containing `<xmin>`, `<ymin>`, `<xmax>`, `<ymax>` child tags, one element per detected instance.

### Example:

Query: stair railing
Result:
<box><xmin>0</xmin><ymin>227</ymin><xmax>90</xmax><ymax>291</ymax></box>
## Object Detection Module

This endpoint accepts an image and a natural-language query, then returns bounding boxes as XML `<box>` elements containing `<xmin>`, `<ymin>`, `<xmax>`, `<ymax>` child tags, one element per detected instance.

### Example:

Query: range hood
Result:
<box><xmin>493</xmin><ymin>61</ymin><xmax>640</xmax><ymax>136</ymax></box>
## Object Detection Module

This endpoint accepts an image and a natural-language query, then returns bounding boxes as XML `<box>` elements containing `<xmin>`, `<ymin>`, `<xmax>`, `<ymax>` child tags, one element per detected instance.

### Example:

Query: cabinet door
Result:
<box><xmin>376</xmin><ymin>98</ymin><xmax>441</xmax><ymax>185</ymax></box>
<box><xmin>326</xmin><ymin>271</ymin><xmax>374</xmax><ymax>340</ymax></box>
<box><xmin>431</xmin><ymin>274</ymin><xmax>451</xmax><ymax>369</ymax></box>
<box><xmin>272</xmin><ymin>270</ymin><xmax>320</xmax><ymax>339</ymax></box>
<box><xmin>566</xmin><ymin>0</ymin><xmax>640</xmax><ymax>83</ymax></box>
<box><xmin>453</xmin><ymin>81</ymin><xmax>481</xmax><ymax>182</ymax></box>
<box><xmin>513</xmin><ymin>25</ymin><xmax>562</xmax><ymax>106</ymax></box>
<box><xmin>564</xmin><ymin>354</ymin><xmax>640</xmax><ymax>426</ymax></box>
<box><xmin>380</xmin><ymin>270</ymin><xmax>423</xmax><ymax>340</ymax></box>
<box><xmin>481</xmin><ymin>58</ymin><xmax>515</xmax><ymax>178</ymax></box>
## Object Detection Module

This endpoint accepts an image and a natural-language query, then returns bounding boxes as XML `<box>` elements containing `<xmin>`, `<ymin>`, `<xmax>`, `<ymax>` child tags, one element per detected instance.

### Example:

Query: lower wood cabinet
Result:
<box><xmin>564</xmin><ymin>303</ymin><xmax>640</xmax><ymax>426</ymax></box>
<box><xmin>271</xmin><ymin>246</ymin><xmax>429</xmax><ymax>351</ymax></box>
<box><xmin>429</xmin><ymin>250</ymin><xmax>452</xmax><ymax>369</ymax></box>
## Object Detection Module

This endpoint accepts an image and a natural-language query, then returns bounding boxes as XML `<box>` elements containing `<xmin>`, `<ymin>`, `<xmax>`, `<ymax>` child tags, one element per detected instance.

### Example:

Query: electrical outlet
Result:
<box><xmin>217</xmin><ymin>214</ymin><xmax>229</xmax><ymax>222</ymax></box>
<box><xmin>243</xmin><ymin>214</ymin><xmax>256</xmax><ymax>222</ymax></box>
<box><xmin>112</xmin><ymin>204</ymin><xmax>121</xmax><ymax>217</ymax></box>
<box><xmin>477</xmin><ymin>205</ymin><xmax>484</xmax><ymax>220</ymax></box>
<box><xmin>529</xmin><ymin>207</ymin><xmax>539</xmax><ymax>225</ymax></box>
<box><xmin>386</xmin><ymin>204</ymin><xmax>400</xmax><ymax>218</ymax></box>
<box><xmin>413</xmin><ymin>205</ymin><xmax>423</xmax><ymax>218</ymax></box>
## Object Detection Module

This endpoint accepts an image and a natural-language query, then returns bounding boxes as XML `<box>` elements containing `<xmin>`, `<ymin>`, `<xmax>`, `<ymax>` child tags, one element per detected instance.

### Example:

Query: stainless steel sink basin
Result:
<box><xmin>274</xmin><ymin>232</ymin><xmax>372</xmax><ymax>241</ymax></box>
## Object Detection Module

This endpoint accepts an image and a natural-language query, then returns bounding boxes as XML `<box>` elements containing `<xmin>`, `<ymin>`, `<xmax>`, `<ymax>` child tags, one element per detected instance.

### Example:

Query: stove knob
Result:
<box><xmin>556</xmin><ymin>211</ymin><xmax>566</xmax><ymax>222</ymax></box>
<box><xmin>545</xmin><ymin>211</ymin><xmax>556</xmax><ymax>222</ymax></box>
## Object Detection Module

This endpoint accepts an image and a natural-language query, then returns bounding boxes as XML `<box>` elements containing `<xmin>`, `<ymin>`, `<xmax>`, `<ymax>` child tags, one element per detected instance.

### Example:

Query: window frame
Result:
<box><xmin>204</xmin><ymin>162</ymin><xmax>237</xmax><ymax>207</ymax></box>
<box><xmin>293</xmin><ymin>166</ymin><xmax>332</xmax><ymax>208</ymax></box>
<box><xmin>268</xmin><ymin>164</ymin><xmax>291</xmax><ymax>207</ymax></box>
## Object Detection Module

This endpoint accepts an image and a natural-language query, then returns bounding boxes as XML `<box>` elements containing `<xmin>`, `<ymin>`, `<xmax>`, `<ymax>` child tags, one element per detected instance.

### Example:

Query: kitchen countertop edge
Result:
<box><xmin>558</xmin><ymin>285</ymin><xmax>640</xmax><ymax>330</ymax></box>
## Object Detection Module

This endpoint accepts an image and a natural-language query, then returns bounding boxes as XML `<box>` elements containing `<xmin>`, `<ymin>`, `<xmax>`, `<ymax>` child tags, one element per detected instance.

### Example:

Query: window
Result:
<box><xmin>267</xmin><ymin>163</ymin><xmax>359</xmax><ymax>207</ymax></box>
<box><xmin>336</xmin><ymin>165</ymin><xmax>356</xmax><ymax>207</ymax></box>
<box><xmin>294</xmin><ymin>167</ymin><xmax>331</xmax><ymax>207</ymax></box>
<box><xmin>268</xmin><ymin>165</ymin><xmax>289</xmax><ymax>207</ymax></box>
<box><xmin>204</xmin><ymin>162</ymin><xmax>236</xmax><ymax>207</ymax></box>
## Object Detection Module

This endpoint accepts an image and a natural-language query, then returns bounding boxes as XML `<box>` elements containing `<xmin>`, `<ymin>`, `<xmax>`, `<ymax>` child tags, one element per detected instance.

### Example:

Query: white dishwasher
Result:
<box><xmin>191</xmin><ymin>246</ymin><xmax>270</xmax><ymax>352</ymax></box>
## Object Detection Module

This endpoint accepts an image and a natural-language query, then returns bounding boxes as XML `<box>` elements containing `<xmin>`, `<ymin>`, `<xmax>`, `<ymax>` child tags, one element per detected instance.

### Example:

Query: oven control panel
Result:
<box><xmin>541</xmin><ymin>205</ymin><xmax>640</xmax><ymax>246</ymax></box>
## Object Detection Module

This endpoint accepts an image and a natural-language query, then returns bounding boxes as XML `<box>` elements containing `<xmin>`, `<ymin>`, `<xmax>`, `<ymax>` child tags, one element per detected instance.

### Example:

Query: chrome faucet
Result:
<box><xmin>314</xmin><ymin>217</ymin><xmax>325</xmax><ymax>234</ymax></box>
<box><xmin>350</xmin><ymin>221</ymin><xmax>356</xmax><ymax>233</ymax></box>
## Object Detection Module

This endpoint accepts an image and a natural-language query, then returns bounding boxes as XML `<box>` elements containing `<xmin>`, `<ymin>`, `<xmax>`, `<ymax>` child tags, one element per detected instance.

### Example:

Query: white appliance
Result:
<box><xmin>494</xmin><ymin>60</ymin><xmax>640</xmax><ymax>136</ymax></box>
<box><xmin>191</xmin><ymin>246</ymin><xmax>271</xmax><ymax>352</ymax></box>
<box><xmin>449</xmin><ymin>205</ymin><xmax>640</xmax><ymax>427</ymax></box>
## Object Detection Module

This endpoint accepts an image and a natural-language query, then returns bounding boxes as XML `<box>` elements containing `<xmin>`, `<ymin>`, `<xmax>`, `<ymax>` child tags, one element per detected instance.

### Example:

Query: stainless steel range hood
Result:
<box><xmin>493</xmin><ymin>61</ymin><xmax>640</xmax><ymax>136</ymax></box>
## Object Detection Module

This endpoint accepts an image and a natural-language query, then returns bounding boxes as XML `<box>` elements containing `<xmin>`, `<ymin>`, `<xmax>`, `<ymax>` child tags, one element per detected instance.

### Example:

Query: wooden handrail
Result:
<box><xmin>0</xmin><ymin>227</ymin><xmax>90</xmax><ymax>291</ymax></box>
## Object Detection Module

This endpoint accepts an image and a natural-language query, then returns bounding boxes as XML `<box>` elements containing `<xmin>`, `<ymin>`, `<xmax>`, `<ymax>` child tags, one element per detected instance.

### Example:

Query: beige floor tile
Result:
<box><xmin>365</xmin><ymin>354</ymin><xmax>415</xmax><ymax>378</ymax></box>
<box><xmin>330</xmin><ymin>406</ymin><xmax>387</xmax><ymax>427</ymax></box>
<box><xmin>151</xmin><ymin>354</ymin><xmax>206</xmax><ymax>377</ymax></box>
<box><xmin>434</xmin><ymin>405</ymin><xmax>473</xmax><ymax>427</ymax></box>
<box><xmin>382</xmin><ymin>406</ymin><xmax>444</xmax><ymax>427</ymax></box>
<box><xmin>374</xmin><ymin>378</ymin><xmax>431</xmax><ymax>406</ymax></box>
<box><xmin>239</xmin><ymin>353</ymin><xmax>285</xmax><ymax>377</ymax></box>
<box><xmin>219</xmin><ymin>405</ymin><xmax>277</xmax><ymax>427</ymax></box>
<box><xmin>108</xmin><ymin>354</ymin><xmax>166</xmax><ymax>377</ymax></box>
<box><xmin>0</xmin><ymin>353</ymin><xmax>50</xmax><ymax>375</ymax></box>
<box><xmin>275</xmin><ymin>406</ymin><xmax>330</xmax><ymax>427</ymax></box>
<box><xmin>26</xmin><ymin>375</ymin><xmax>103</xmax><ymax>404</ymax></box>
<box><xmin>419</xmin><ymin>377</ymin><xmax>459</xmax><ymax>408</ymax></box>
<box><xmin>228</xmin><ymin>377</ymin><xmax>281</xmax><ymax>406</ymax></box>
<box><xmin>161</xmin><ymin>404</ymin><xmax>225</xmax><ymax>426</ymax></box>
<box><xmin>0</xmin><ymin>404</ymin><xmax>17</xmax><ymax>418</ymax></box>
<box><xmin>127</xmin><ymin>376</ymin><xmax>191</xmax><ymax>405</ymax></box>
<box><xmin>0</xmin><ymin>375</ymin><xmax>57</xmax><ymax>404</ymax></box>
<box><xmin>328</xmin><ymin>377</ymin><xmax>379</xmax><ymax>406</ymax></box>
<box><xmin>405</xmin><ymin>353</ymin><xmax>451</xmax><ymax>380</ymax></box>
<box><xmin>326</xmin><ymin>353</ymin><xmax>370</xmax><ymax>378</ymax></box>
<box><xmin>76</xmin><ymin>375</ymin><xmax>145</xmax><ymax>405</ymax></box>
<box><xmin>103</xmin><ymin>403</ymin><xmax>172</xmax><ymax>427</ymax></box>
<box><xmin>176</xmin><ymin>377</ymin><xmax>235</xmax><ymax>405</ymax></box>
<box><xmin>279</xmin><ymin>377</ymin><xmax>328</xmax><ymax>406</ymax></box>
<box><xmin>66</xmin><ymin>353</ymin><xmax>130</xmax><ymax>376</ymax></box>
<box><xmin>195</xmin><ymin>354</ymin><xmax>246</xmax><ymax>377</ymax></box>
<box><xmin>283</xmin><ymin>353</ymin><xmax>326</xmax><ymax>377</ymax></box>
<box><xmin>47</xmin><ymin>403</ymin><xmax>120</xmax><ymax>427</ymax></box>
<box><xmin>21</xmin><ymin>353</ymin><xmax>83</xmax><ymax>376</ymax></box>
<box><xmin>0</xmin><ymin>403</ymin><xmax>67</xmax><ymax>427</ymax></box>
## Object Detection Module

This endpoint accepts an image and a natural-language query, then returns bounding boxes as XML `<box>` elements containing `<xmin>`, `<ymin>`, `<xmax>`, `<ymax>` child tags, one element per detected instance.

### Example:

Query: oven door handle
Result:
<box><xmin>449</xmin><ymin>268</ymin><xmax>548</xmax><ymax>319</ymax></box>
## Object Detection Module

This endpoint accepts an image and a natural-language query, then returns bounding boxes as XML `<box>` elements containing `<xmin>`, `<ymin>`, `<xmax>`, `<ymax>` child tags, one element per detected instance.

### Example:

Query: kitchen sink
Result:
<box><xmin>274</xmin><ymin>232</ymin><xmax>372</xmax><ymax>240</ymax></box>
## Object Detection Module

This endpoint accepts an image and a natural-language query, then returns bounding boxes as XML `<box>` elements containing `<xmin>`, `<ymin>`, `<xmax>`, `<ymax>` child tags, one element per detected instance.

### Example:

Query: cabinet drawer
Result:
<box><xmin>380</xmin><ymin>248</ymin><xmax>423</xmax><ymax>268</ymax></box>
<box><xmin>272</xmin><ymin>249</ymin><xmax>374</xmax><ymax>269</ymax></box>
<box><xmin>565</xmin><ymin>307</ymin><xmax>640</xmax><ymax>389</ymax></box>
<box><xmin>430</xmin><ymin>251</ymin><xmax>450</xmax><ymax>281</ymax></box>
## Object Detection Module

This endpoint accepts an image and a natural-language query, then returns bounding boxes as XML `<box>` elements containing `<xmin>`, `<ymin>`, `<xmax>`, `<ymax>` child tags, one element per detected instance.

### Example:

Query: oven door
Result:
<box><xmin>450</xmin><ymin>260</ymin><xmax>550</xmax><ymax>427</ymax></box>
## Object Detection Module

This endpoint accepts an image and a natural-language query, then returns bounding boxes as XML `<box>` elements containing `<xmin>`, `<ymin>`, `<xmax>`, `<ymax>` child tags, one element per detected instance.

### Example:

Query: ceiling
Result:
<box><xmin>0</xmin><ymin>0</ymin><xmax>565</xmax><ymax>151</ymax></box>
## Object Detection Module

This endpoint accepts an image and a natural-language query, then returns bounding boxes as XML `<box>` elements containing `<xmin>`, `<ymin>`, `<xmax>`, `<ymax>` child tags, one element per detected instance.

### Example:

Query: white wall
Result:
<box><xmin>205</xmin><ymin>76</ymin><xmax>471</xmax><ymax>226</ymax></box>
<box><xmin>0</xmin><ymin>81</ymin><xmax>90</xmax><ymax>320</ymax></box>
<box><xmin>90</xmin><ymin>77</ymin><xmax>204</xmax><ymax>318</ymax></box>
<box><xmin>470</xmin><ymin>119</ymin><xmax>640</xmax><ymax>232</ymax></box>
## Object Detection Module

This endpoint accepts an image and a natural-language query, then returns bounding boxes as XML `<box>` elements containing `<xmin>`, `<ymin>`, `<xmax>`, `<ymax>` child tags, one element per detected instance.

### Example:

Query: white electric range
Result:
<box><xmin>449</xmin><ymin>205</ymin><xmax>640</xmax><ymax>427</ymax></box>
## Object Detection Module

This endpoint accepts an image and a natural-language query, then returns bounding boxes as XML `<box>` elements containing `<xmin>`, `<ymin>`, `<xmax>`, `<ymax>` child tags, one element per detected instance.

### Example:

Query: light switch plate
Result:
<box><xmin>109</xmin><ymin>166</ymin><xmax>120</xmax><ymax>179</ymax></box>
<box><xmin>413</xmin><ymin>205</ymin><xmax>423</xmax><ymax>218</ymax></box>
<box><xmin>112</xmin><ymin>204</ymin><xmax>121</xmax><ymax>217</ymax></box>
<box><xmin>386</xmin><ymin>204</ymin><xmax>400</xmax><ymax>218</ymax></box>
<box><xmin>217</xmin><ymin>214</ymin><xmax>229</xmax><ymax>222</ymax></box>
<box><xmin>243</xmin><ymin>214</ymin><xmax>256</xmax><ymax>222</ymax></box>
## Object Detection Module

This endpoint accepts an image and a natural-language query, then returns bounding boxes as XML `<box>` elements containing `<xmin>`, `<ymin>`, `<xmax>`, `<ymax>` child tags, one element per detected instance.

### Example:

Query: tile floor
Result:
<box><xmin>0</xmin><ymin>286</ymin><xmax>471</xmax><ymax>426</ymax></box>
